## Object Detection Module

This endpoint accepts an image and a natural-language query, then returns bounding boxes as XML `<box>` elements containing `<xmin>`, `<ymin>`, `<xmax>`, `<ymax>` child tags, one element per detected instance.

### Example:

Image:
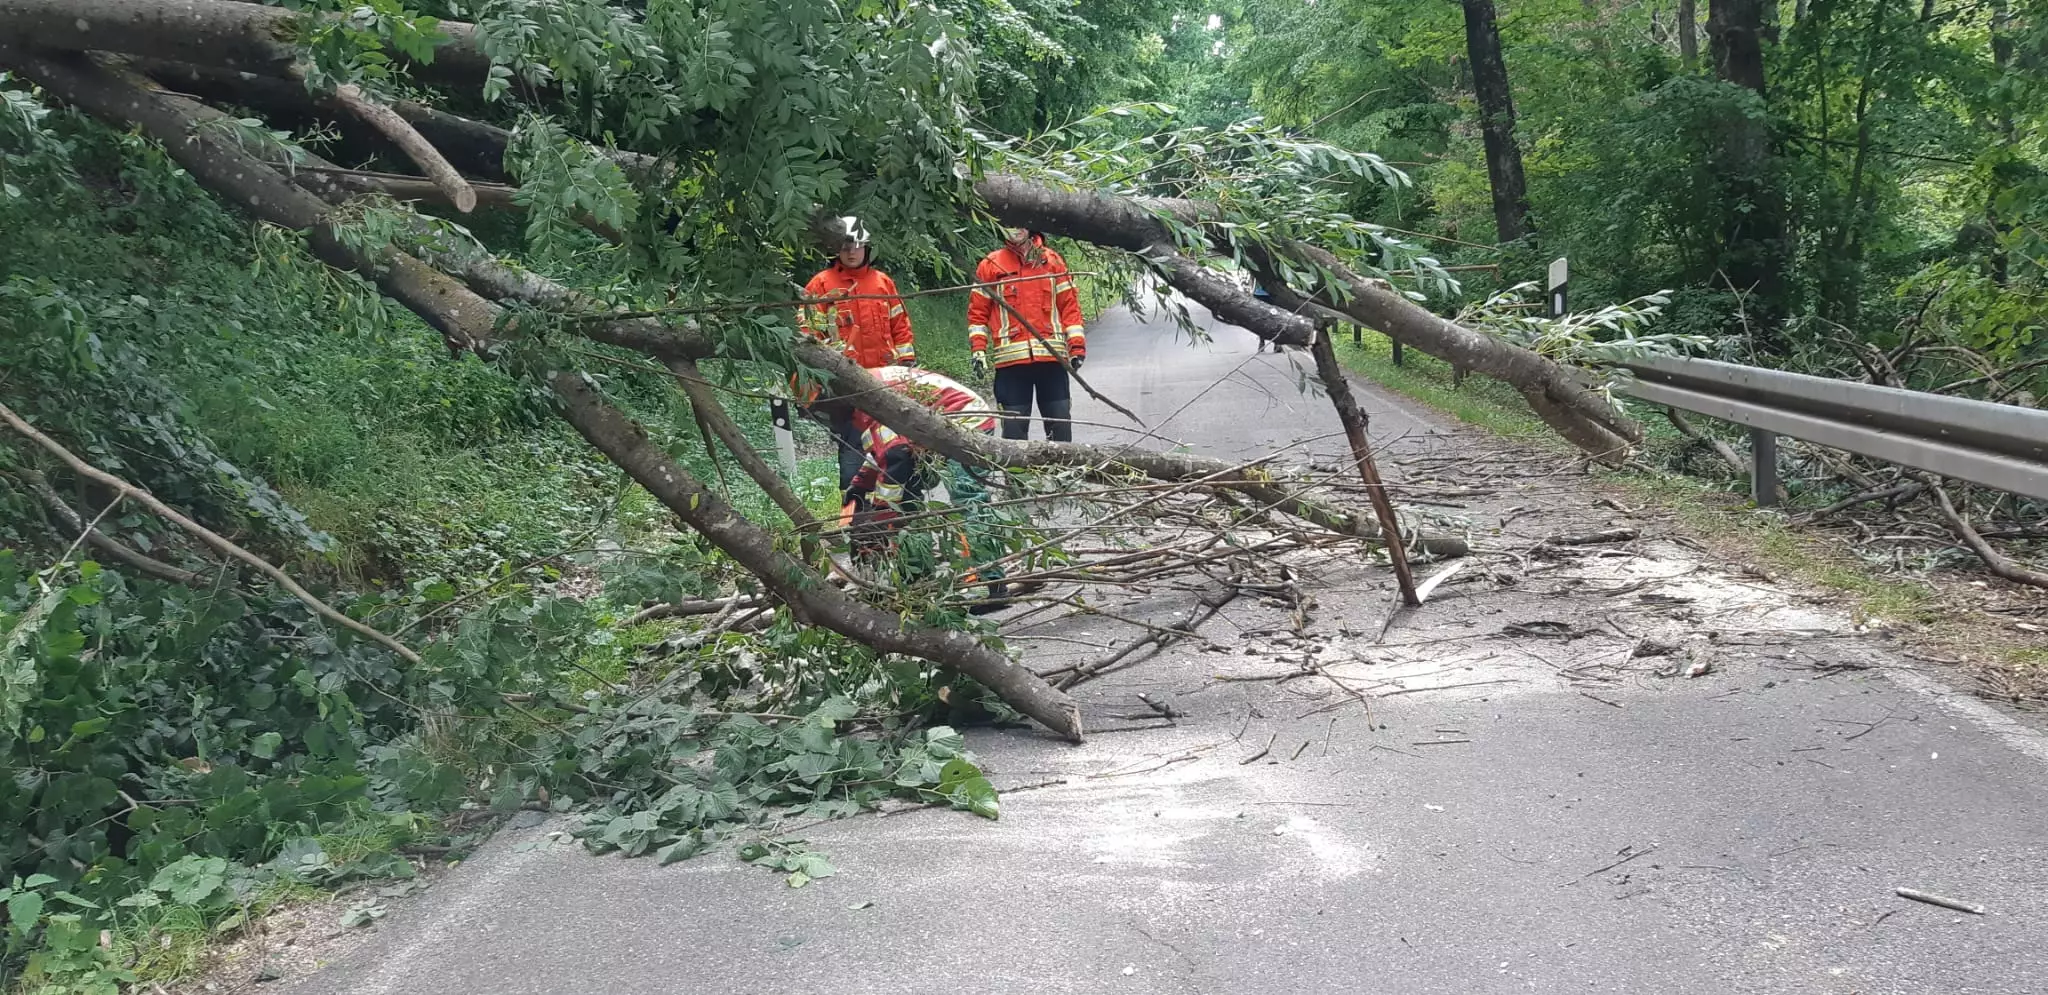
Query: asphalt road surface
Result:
<box><xmin>276</xmin><ymin>303</ymin><xmax>2048</xmax><ymax>995</ymax></box>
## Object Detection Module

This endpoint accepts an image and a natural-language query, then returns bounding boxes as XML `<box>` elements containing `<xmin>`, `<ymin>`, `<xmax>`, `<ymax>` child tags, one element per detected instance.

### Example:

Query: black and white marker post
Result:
<box><xmin>768</xmin><ymin>396</ymin><xmax>798</xmax><ymax>481</ymax></box>
<box><xmin>1547</xmin><ymin>256</ymin><xmax>1569</xmax><ymax>319</ymax></box>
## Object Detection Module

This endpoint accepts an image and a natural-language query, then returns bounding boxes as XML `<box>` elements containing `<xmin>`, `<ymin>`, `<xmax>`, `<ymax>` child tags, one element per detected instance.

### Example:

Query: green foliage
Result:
<box><xmin>0</xmin><ymin>72</ymin><xmax>72</xmax><ymax>200</ymax></box>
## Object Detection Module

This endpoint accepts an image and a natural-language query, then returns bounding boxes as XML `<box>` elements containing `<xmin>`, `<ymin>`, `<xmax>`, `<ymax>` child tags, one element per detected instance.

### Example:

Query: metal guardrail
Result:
<box><xmin>1615</xmin><ymin>354</ymin><xmax>2048</xmax><ymax>506</ymax></box>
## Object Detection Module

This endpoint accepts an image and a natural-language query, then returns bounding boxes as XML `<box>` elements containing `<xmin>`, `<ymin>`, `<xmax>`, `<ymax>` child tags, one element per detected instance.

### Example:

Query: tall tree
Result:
<box><xmin>1706</xmin><ymin>0</ymin><xmax>1790</xmax><ymax>338</ymax></box>
<box><xmin>1678</xmin><ymin>0</ymin><xmax>1699</xmax><ymax>69</ymax></box>
<box><xmin>1460</xmin><ymin>0</ymin><xmax>1534</xmax><ymax>243</ymax></box>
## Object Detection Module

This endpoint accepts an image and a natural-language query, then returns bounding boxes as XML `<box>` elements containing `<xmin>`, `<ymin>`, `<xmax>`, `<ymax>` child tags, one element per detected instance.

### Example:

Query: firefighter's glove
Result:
<box><xmin>970</xmin><ymin>352</ymin><xmax>989</xmax><ymax>379</ymax></box>
<box><xmin>1069</xmin><ymin>355</ymin><xmax>1085</xmax><ymax>373</ymax></box>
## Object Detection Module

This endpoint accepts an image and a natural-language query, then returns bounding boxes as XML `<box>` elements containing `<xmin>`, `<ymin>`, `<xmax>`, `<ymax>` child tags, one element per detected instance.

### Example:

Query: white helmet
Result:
<box><xmin>830</xmin><ymin>215</ymin><xmax>870</xmax><ymax>251</ymax></box>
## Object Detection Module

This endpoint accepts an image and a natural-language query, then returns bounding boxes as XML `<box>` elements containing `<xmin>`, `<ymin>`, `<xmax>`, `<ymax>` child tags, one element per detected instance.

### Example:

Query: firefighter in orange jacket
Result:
<box><xmin>803</xmin><ymin>216</ymin><xmax>915</xmax><ymax>501</ymax></box>
<box><xmin>967</xmin><ymin>227</ymin><xmax>1085</xmax><ymax>442</ymax></box>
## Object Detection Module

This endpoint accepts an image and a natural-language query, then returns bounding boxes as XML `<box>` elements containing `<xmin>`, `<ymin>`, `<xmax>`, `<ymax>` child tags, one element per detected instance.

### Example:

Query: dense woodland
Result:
<box><xmin>0</xmin><ymin>0</ymin><xmax>2041</xmax><ymax>988</ymax></box>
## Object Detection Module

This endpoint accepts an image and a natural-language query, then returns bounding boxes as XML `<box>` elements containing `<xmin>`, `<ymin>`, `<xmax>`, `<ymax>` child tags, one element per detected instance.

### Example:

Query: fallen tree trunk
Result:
<box><xmin>1286</xmin><ymin>243</ymin><xmax>1639</xmax><ymax>462</ymax></box>
<box><xmin>425</xmin><ymin>260</ymin><xmax>1471</xmax><ymax>556</ymax></box>
<box><xmin>974</xmin><ymin>174</ymin><xmax>1644</xmax><ymax>461</ymax></box>
<box><xmin>551</xmin><ymin>373</ymin><xmax>1085</xmax><ymax>740</ymax></box>
<box><xmin>0</xmin><ymin>0</ymin><xmax>496</xmax><ymax>88</ymax></box>
<box><xmin>13</xmin><ymin>47</ymin><xmax>1089</xmax><ymax>739</ymax></box>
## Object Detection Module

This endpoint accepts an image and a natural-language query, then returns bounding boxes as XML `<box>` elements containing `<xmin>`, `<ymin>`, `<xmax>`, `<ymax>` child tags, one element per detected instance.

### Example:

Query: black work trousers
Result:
<box><xmin>992</xmin><ymin>361</ymin><xmax>1073</xmax><ymax>442</ymax></box>
<box><xmin>829</xmin><ymin>407</ymin><xmax>865</xmax><ymax>503</ymax></box>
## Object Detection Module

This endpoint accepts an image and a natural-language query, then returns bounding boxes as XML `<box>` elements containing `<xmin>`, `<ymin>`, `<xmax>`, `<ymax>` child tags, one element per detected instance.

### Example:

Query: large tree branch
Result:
<box><xmin>549</xmin><ymin>372</ymin><xmax>1084</xmax><ymax>741</ymax></box>
<box><xmin>14</xmin><ymin>44</ymin><xmax>1088</xmax><ymax>738</ymax></box>
<box><xmin>316</xmin><ymin>79</ymin><xmax>477</xmax><ymax>212</ymax></box>
<box><xmin>0</xmin><ymin>0</ymin><xmax>495</xmax><ymax>88</ymax></box>
<box><xmin>973</xmin><ymin>174</ymin><xmax>1644</xmax><ymax>461</ymax></box>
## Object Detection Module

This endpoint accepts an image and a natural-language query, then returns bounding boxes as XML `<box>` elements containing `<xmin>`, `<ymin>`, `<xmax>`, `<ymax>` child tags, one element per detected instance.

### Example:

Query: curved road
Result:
<box><xmin>280</xmin><ymin>303</ymin><xmax>2048</xmax><ymax>995</ymax></box>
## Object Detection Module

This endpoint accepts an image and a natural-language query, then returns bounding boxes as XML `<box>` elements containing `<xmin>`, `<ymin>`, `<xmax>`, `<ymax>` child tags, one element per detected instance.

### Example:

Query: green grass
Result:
<box><xmin>1329</xmin><ymin>331</ymin><xmax>1556</xmax><ymax>442</ymax></box>
<box><xmin>905</xmin><ymin>292</ymin><xmax>976</xmax><ymax>382</ymax></box>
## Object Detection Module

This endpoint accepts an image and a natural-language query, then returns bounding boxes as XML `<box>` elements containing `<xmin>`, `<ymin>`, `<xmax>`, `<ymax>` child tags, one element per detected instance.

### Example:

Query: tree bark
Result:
<box><xmin>1706</xmin><ymin>0</ymin><xmax>1769</xmax><ymax>92</ymax></box>
<box><xmin>1458</xmin><ymin>0</ymin><xmax>1534</xmax><ymax>243</ymax></box>
<box><xmin>319</xmin><ymin>80</ymin><xmax>478</xmax><ymax>213</ymax></box>
<box><xmin>0</xmin><ymin>0</ymin><xmax>496</xmax><ymax>88</ymax></box>
<box><xmin>1678</xmin><ymin>0</ymin><xmax>1699</xmax><ymax>69</ymax></box>
<box><xmin>549</xmin><ymin>373</ymin><xmax>1086</xmax><ymax>740</ymax></box>
<box><xmin>1705</xmin><ymin>0</ymin><xmax>1791</xmax><ymax>342</ymax></box>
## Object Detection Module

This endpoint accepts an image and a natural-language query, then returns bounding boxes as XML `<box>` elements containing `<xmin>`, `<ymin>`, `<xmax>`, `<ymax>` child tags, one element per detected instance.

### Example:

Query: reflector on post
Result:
<box><xmin>768</xmin><ymin>396</ymin><xmax>798</xmax><ymax>481</ymax></box>
<box><xmin>1547</xmin><ymin>256</ymin><xmax>1568</xmax><ymax>318</ymax></box>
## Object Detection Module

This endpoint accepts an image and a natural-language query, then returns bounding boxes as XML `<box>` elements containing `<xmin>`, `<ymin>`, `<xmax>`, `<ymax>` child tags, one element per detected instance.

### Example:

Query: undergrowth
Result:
<box><xmin>0</xmin><ymin>118</ymin><xmax>1033</xmax><ymax>991</ymax></box>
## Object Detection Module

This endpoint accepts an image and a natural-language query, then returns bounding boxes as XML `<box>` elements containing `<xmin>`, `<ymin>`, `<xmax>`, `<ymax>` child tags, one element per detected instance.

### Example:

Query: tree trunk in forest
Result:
<box><xmin>1678</xmin><ymin>0</ymin><xmax>1699</xmax><ymax>69</ymax></box>
<box><xmin>1987</xmin><ymin>0</ymin><xmax>2015</xmax><ymax>286</ymax></box>
<box><xmin>1705</xmin><ymin>0</ymin><xmax>1791</xmax><ymax>344</ymax></box>
<box><xmin>1458</xmin><ymin>0</ymin><xmax>1534</xmax><ymax>244</ymax></box>
<box><xmin>9</xmin><ymin>47</ymin><xmax>1090</xmax><ymax>741</ymax></box>
<box><xmin>1707</xmin><ymin>0</ymin><xmax>1768</xmax><ymax>91</ymax></box>
<box><xmin>1819</xmin><ymin>0</ymin><xmax>1888</xmax><ymax>327</ymax></box>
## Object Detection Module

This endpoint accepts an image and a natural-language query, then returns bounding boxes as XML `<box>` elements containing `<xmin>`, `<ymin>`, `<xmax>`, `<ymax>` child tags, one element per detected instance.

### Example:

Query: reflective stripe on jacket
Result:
<box><xmin>802</xmin><ymin>262</ymin><xmax>914</xmax><ymax>369</ymax></box>
<box><xmin>847</xmin><ymin>366</ymin><xmax>994</xmax><ymax>507</ymax></box>
<box><xmin>966</xmin><ymin>239</ymin><xmax>1084</xmax><ymax>369</ymax></box>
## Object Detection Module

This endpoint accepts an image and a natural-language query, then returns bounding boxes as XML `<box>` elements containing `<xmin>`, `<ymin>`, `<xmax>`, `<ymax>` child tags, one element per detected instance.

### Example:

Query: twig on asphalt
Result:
<box><xmin>1239</xmin><ymin>732</ymin><xmax>1277</xmax><ymax>765</ymax></box>
<box><xmin>1379</xmin><ymin>679</ymin><xmax>1520</xmax><ymax>696</ymax></box>
<box><xmin>1895</xmin><ymin>887</ymin><xmax>1987</xmax><ymax>915</ymax></box>
<box><xmin>1578</xmin><ymin>843</ymin><xmax>1658</xmax><ymax>880</ymax></box>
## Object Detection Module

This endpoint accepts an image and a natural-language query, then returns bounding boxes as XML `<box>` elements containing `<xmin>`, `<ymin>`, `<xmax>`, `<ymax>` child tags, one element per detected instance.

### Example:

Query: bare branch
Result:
<box><xmin>313</xmin><ymin>78</ymin><xmax>477</xmax><ymax>212</ymax></box>
<box><xmin>1922</xmin><ymin>476</ymin><xmax>2048</xmax><ymax>590</ymax></box>
<box><xmin>0</xmin><ymin>400</ymin><xmax>424</xmax><ymax>663</ymax></box>
<box><xmin>12</xmin><ymin>466</ymin><xmax>209</xmax><ymax>587</ymax></box>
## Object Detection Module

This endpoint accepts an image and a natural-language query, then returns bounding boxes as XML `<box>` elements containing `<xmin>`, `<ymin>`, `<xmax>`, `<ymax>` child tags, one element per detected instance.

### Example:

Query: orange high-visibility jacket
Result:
<box><xmin>967</xmin><ymin>239</ymin><xmax>1084</xmax><ymax>368</ymax></box>
<box><xmin>802</xmin><ymin>261</ymin><xmax>914</xmax><ymax>369</ymax></box>
<box><xmin>848</xmin><ymin>367</ymin><xmax>995</xmax><ymax>507</ymax></box>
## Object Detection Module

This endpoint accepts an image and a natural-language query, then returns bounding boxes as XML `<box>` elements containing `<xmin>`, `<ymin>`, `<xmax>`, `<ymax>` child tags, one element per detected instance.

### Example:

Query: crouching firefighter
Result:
<box><xmin>800</xmin><ymin>366</ymin><xmax>1010</xmax><ymax>610</ymax></box>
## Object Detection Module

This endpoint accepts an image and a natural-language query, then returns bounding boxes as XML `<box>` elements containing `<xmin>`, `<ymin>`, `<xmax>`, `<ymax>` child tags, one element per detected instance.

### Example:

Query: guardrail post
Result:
<box><xmin>1750</xmin><ymin>429</ymin><xmax>1779</xmax><ymax>507</ymax></box>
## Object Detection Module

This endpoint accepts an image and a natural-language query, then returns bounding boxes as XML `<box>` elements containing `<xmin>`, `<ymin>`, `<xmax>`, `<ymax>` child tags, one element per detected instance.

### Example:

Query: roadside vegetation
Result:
<box><xmin>2</xmin><ymin>0</ymin><xmax>2043</xmax><ymax>989</ymax></box>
